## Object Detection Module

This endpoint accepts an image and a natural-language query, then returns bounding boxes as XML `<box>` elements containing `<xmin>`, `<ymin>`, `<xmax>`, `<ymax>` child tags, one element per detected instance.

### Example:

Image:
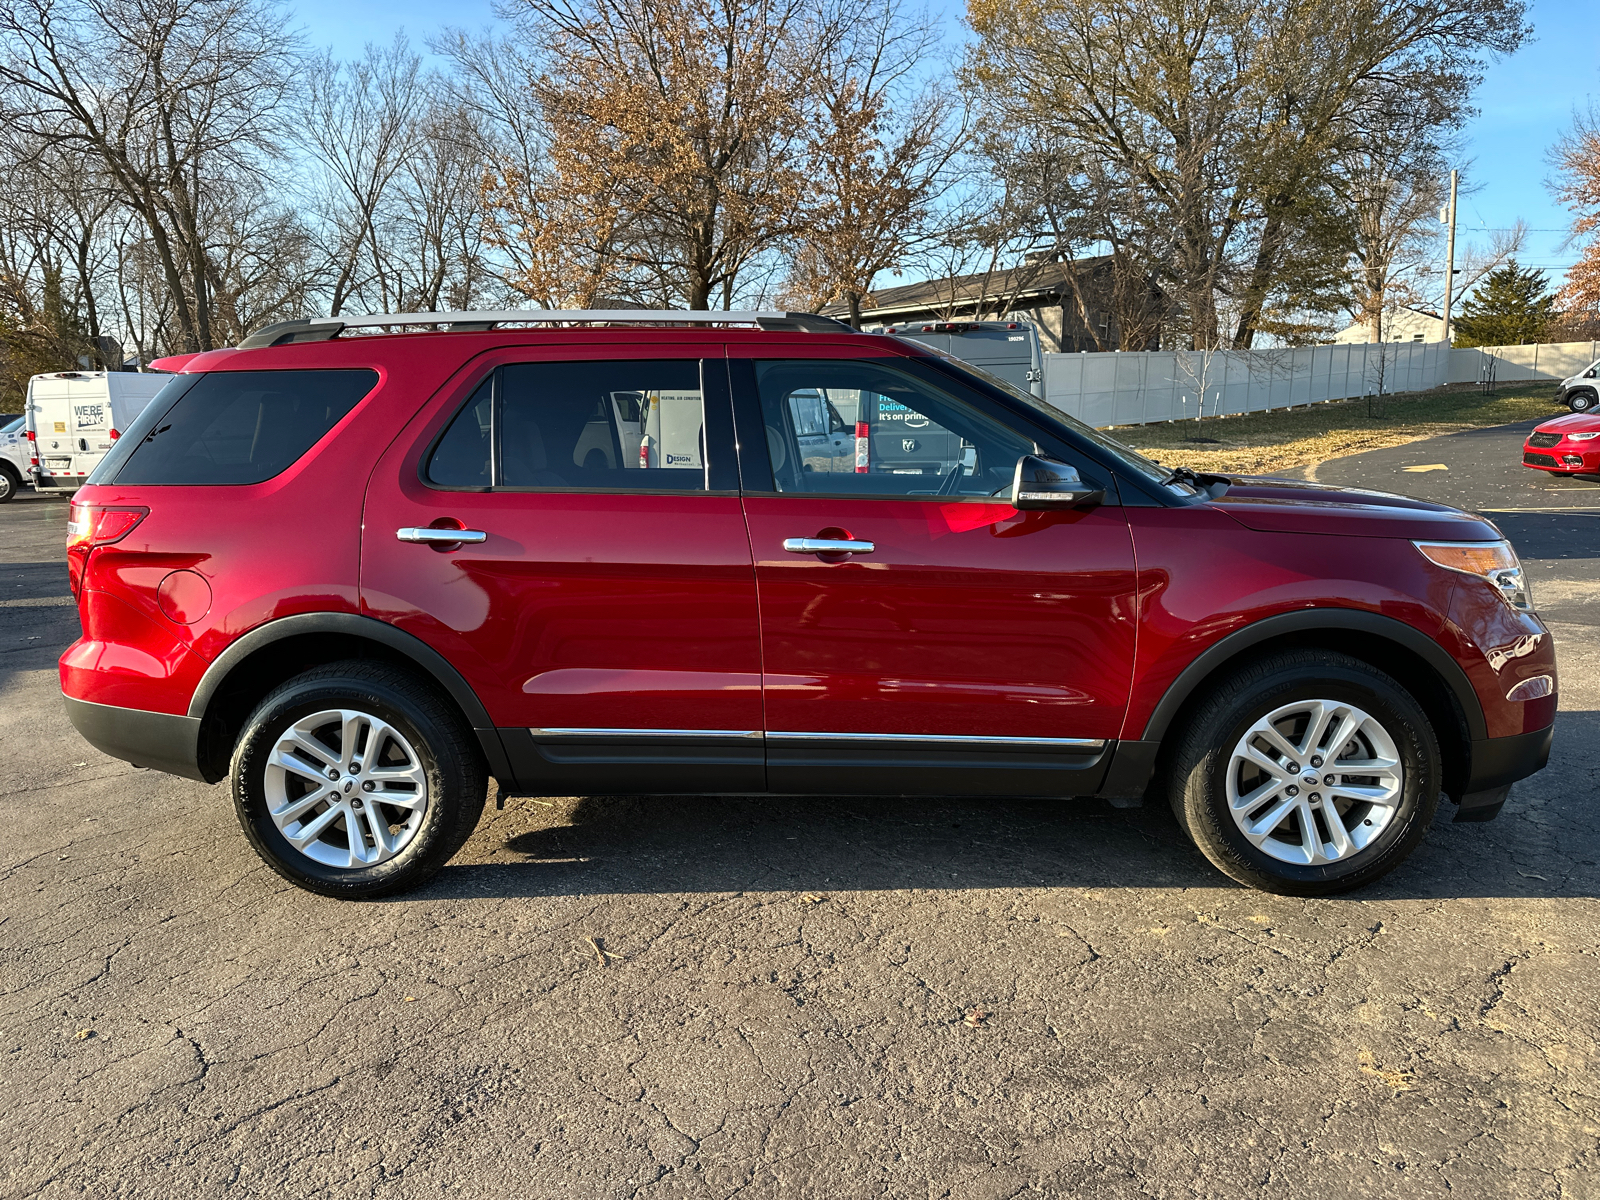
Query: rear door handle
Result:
<box><xmin>397</xmin><ymin>527</ymin><xmax>488</xmax><ymax>544</ymax></box>
<box><xmin>782</xmin><ymin>538</ymin><xmax>875</xmax><ymax>555</ymax></box>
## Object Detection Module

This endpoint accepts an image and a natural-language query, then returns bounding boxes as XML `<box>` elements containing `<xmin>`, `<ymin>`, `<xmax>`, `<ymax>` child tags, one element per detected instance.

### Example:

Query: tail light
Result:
<box><xmin>66</xmin><ymin>503</ymin><xmax>147</xmax><ymax>599</ymax></box>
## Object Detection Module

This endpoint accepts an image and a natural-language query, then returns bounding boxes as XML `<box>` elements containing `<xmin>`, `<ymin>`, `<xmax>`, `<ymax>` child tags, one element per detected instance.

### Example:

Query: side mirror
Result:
<box><xmin>1011</xmin><ymin>454</ymin><xmax>1104</xmax><ymax>509</ymax></box>
<box><xmin>1585</xmin><ymin>369</ymin><xmax>1597</xmax><ymax>378</ymax></box>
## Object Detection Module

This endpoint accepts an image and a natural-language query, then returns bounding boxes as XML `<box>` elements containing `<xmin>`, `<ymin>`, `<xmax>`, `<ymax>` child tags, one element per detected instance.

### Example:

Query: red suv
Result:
<box><xmin>59</xmin><ymin>311</ymin><xmax>1556</xmax><ymax>899</ymax></box>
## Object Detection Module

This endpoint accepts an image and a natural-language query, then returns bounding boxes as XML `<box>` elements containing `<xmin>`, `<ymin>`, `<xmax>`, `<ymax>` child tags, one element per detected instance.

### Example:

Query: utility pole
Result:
<box><xmin>1440</xmin><ymin>169</ymin><xmax>1459</xmax><ymax>344</ymax></box>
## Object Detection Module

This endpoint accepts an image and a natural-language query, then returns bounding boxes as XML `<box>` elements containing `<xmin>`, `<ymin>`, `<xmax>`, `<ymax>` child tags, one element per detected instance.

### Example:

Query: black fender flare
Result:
<box><xmin>1137</xmin><ymin>608</ymin><xmax>1487</xmax><ymax>743</ymax></box>
<box><xmin>186</xmin><ymin>611</ymin><xmax>511</xmax><ymax>780</ymax></box>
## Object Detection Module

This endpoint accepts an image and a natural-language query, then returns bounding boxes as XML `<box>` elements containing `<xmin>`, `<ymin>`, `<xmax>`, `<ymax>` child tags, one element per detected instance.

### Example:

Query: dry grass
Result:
<box><xmin>1110</xmin><ymin>382</ymin><xmax>1560</xmax><ymax>475</ymax></box>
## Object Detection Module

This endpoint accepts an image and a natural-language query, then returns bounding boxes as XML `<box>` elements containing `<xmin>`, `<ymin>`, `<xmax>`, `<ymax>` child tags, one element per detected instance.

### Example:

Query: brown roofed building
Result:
<box><xmin>826</xmin><ymin>255</ymin><xmax>1162</xmax><ymax>353</ymax></box>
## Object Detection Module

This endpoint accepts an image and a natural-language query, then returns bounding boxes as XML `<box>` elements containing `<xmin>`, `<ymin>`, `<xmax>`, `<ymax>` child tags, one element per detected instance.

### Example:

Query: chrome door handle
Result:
<box><xmin>782</xmin><ymin>537</ymin><xmax>875</xmax><ymax>555</ymax></box>
<box><xmin>397</xmin><ymin>526</ymin><xmax>487</xmax><ymax>544</ymax></box>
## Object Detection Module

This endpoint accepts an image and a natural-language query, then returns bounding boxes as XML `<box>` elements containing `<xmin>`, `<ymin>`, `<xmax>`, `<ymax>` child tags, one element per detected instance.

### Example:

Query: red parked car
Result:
<box><xmin>60</xmin><ymin>311</ymin><xmax>1556</xmax><ymax>899</ymax></box>
<box><xmin>1523</xmin><ymin>411</ymin><xmax>1600</xmax><ymax>476</ymax></box>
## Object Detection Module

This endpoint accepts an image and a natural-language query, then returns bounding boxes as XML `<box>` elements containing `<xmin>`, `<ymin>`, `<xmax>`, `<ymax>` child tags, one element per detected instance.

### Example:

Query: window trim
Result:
<box><xmin>418</xmin><ymin>357</ymin><xmax>730</xmax><ymax>497</ymax></box>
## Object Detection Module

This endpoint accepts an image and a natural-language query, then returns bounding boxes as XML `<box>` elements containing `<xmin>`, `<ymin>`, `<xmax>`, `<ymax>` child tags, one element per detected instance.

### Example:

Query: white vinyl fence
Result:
<box><xmin>1042</xmin><ymin>340</ymin><xmax>1452</xmax><ymax>427</ymax></box>
<box><xmin>1448</xmin><ymin>340</ymin><xmax>1600</xmax><ymax>384</ymax></box>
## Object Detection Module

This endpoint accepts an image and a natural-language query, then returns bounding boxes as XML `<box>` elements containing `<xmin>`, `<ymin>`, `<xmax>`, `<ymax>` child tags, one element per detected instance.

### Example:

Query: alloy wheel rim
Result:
<box><xmin>1224</xmin><ymin>699</ymin><xmax>1403</xmax><ymax>866</ymax></box>
<box><xmin>263</xmin><ymin>707</ymin><xmax>429</xmax><ymax>869</ymax></box>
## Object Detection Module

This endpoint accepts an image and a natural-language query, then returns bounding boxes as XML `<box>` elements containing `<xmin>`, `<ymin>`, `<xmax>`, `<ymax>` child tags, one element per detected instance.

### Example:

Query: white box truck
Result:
<box><xmin>23</xmin><ymin>371</ymin><xmax>173</xmax><ymax>493</ymax></box>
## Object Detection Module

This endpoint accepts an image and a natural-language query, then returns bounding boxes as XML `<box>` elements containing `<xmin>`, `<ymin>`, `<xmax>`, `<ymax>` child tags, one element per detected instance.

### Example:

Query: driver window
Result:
<box><xmin>754</xmin><ymin>360</ymin><xmax>1033</xmax><ymax>497</ymax></box>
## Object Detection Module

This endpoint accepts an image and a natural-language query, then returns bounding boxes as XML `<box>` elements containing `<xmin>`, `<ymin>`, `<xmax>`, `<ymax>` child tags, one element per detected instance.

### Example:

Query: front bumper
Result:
<box><xmin>1523</xmin><ymin>447</ymin><xmax>1600</xmax><ymax>473</ymax></box>
<box><xmin>62</xmin><ymin>693</ymin><xmax>208</xmax><ymax>782</ymax></box>
<box><xmin>1453</xmin><ymin>725</ymin><xmax>1553</xmax><ymax>822</ymax></box>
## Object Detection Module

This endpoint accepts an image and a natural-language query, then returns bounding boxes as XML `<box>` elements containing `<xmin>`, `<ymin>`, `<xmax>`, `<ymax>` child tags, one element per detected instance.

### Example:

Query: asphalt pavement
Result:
<box><xmin>1</xmin><ymin>419</ymin><xmax>1596</xmax><ymax>1199</ymax></box>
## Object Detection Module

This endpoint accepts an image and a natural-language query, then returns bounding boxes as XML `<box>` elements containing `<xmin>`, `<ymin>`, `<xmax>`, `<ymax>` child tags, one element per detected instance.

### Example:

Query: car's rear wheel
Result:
<box><xmin>1570</xmin><ymin>390</ymin><xmax>1597</xmax><ymax>413</ymax></box>
<box><xmin>231</xmin><ymin>661</ymin><xmax>486</xmax><ymax>898</ymax></box>
<box><xmin>1167</xmin><ymin>650</ymin><xmax>1440</xmax><ymax>896</ymax></box>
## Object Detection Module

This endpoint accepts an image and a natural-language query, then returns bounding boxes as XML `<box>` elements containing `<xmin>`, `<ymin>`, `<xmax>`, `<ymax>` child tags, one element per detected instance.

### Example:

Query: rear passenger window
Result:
<box><xmin>426</xmin><ymin>378</ymin><xmax>493</xmax><ymax>487</ymax></box>
<box><xmin>425</xmin><ymin>360</ymin><xmax>707</xmax><ymax>492</ymax></box>
<box><xmin>111</xmin><ymin>369</ymin><xmax>378</xmax><ymax>486</ymax></box>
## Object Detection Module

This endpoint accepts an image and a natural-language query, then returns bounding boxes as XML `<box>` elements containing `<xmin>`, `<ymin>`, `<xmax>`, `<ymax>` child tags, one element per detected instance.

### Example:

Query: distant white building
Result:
<box><xmin>1331</xmin><ymin>306</ymin><xmax>1443</xmax><ymax>344</ymax></box>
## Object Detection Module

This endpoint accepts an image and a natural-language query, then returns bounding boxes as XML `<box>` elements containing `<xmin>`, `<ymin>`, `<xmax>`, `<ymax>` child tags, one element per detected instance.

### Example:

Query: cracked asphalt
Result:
<box><xmin>3</xmin><ymin>417</ymin><xmax>1597</xmax><ymax>1199</ymax></box>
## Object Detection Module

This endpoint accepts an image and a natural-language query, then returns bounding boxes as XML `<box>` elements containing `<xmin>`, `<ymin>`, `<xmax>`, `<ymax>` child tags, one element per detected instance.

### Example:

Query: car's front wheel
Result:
<box><xmin>230</xmin><ymin>661</ymin><xmax>487</xmax><ymax>898</ymax></box>
<box><xmin>0</xmin><ymin>465</ymin><xmax>17</xmax><ymax>503</ymax></box>
<box><xmin>1570</xmin><ymin>390</ymin><xmax>1597</xmax><ymax>413</ymax></box>
<box><xmin>1168</xmin><ymin>650</ymin><xmax>1440</xmax><ymax>896</ymax></box>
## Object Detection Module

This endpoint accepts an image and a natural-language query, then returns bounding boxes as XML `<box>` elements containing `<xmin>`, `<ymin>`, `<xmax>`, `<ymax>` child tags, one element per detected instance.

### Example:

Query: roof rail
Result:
<box><xmin>237</xmin><ymin>309</ymin><xmax>856</xmax><ymax>349</ymax></box>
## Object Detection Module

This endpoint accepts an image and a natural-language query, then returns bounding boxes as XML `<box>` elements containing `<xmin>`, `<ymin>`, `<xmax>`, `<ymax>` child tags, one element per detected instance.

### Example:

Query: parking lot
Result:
<box><xmin>2</xmin><ymin>417</ymin><xmax>1596</xmax><ymax>1199</ymax></box>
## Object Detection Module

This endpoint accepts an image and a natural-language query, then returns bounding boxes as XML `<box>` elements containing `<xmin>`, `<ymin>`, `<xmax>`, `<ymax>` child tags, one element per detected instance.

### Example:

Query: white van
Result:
<box><xmin>870</xmin><ymin>320</ymin><xmax>1045</xmax><ymax>398</ymax></box>
<box><xmin>637</xmin><ymin>389</ymin><xmax>705</xmax><ymax>471</ymax></box>
<box><xmin>0</xmin><ymin>414</ymin><xmax>27</xmax><ymax>502</ymax></box>
<box><xmin>1555</xmin><ymin>359</ymin><xmax>1599</xmax><ymax>413</ymax></box>
<box><xmin>23</xmin><ymin>371</ymin><xmax>173</xmax><ymax>493</ymax></box>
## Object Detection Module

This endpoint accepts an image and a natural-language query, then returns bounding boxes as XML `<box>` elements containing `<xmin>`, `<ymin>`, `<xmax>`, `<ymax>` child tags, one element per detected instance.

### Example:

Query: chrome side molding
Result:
<box><xmin>529</xmin><ymin>727</ymin><xmax>1104</xmax><ymax>749</ymax></box>
<box><xmin>531</xmin><ymin>727</ymin><xmax>762</xmax><ymax>739</ymax></box>
<box><xmin>767</xmin><ymin>731</ymin><xmax>1105</xmax><ymax>748</ymax></box>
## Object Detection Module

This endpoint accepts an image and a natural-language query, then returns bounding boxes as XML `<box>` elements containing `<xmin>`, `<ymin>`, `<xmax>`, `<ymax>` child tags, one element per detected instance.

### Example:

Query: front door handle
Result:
<box><xmin>397</xmin><ymin>526</ymin><xmax>488</xmax><ymax>544</ymax></box>
<box><xmin>782</xmin><ymin>537</ymin><xmax>875</xmax><ymax>555</ymax></box>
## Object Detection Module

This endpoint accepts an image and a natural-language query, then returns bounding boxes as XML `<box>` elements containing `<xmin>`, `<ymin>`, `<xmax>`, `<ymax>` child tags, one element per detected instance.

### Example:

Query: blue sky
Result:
<box><xmin>294</xmin><ymin>0</ymin><xmax>1597</xmax><ymax>292</ymax></box>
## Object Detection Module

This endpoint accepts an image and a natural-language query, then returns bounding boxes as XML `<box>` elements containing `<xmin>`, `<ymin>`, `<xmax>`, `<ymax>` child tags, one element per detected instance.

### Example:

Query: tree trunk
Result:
<box><xmin>1231</xmin><ymin>208</ymin><xmax>1287</xmax><ymax>349</ymax></box>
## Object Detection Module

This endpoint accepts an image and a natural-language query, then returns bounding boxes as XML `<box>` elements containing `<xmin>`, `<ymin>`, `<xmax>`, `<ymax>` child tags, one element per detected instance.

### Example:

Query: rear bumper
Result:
<box><xmin>62</xmin><ymin>693</ymin><xmax>207</xmax><ymax>782</ymax></box>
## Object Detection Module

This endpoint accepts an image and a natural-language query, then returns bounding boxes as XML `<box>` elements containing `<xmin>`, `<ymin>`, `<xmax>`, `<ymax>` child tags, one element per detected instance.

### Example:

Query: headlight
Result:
<box><xmin>1566</xmin><ymin>431</ymin><xmax>1600</xmax><ymax>441</ymax></box>
<box><xmin>1414</xmin><ymin>540</ymin><xmax>1533</xmax><ymax>611</ymax></box>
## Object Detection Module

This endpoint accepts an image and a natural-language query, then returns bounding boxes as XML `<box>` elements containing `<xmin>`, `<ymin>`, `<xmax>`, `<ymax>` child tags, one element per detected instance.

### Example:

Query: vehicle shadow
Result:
<box><xmin>0</xmin><ymin>560</ymin><xmax>78</xmax><ymax>692</ymax></box>
<box><xmin>422</xmin><ymin>709</ymin><xmax>1600</xmax><ymax>903</ymax></box>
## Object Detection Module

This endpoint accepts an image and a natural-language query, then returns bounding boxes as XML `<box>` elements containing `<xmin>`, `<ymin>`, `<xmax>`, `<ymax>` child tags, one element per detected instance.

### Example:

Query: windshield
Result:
<box><xmin>917</xmin><ymin>349</ymin><xmax>1185</xmax><ymax>489</ymax></box>
<box><xmin>1</xmin><ymin>415</ymin><xmax>22</xmax><ymax>435</ymax></box>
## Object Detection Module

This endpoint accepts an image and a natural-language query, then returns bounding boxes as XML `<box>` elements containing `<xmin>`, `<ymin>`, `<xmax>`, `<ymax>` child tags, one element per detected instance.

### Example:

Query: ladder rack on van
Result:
<box><xmin>239</xmin><ymin>310</ymin><xmax>857</xmax><ymax>349</ymax></box>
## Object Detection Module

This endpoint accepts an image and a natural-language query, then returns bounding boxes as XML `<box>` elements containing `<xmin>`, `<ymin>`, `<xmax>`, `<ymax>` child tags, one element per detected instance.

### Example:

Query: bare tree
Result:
<box><xmin>966</xmin><ymin>0</ymin><xmax>1529</xmax><ymax>352</ymax></box>
<box><xmin>979</xmin><ymin>133</ymin><xmax>1169</xmax><ymax>350</ymax></box>
<box><xmin>0</xmin><ymin>0</ymin><xmax>301</xmax><ymax>352</ymax></box>
<box><xmin>1342</xmin><ymin>143</ymin><xmax>1446</xmax><ymax>342</ymax></box>
<box><xmin>299</xmin><ymin>38</ymin><xmax>428</xmax><ymax>315</ymax></box>
<box><xmin>380</xmin><ymin>100</ymin><xmax>499</xmax><ymax>312</ymax></box>
<box><xmin>0</xmin><ymin>131</ymin><xmax>117</xmax><ymax>369</ymax></box>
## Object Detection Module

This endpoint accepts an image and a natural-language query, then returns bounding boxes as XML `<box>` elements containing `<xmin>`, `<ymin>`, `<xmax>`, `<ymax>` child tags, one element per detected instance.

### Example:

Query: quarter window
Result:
<box><xmin>425</xmin><ymin>360</ymin><xmax>708</xmax><ymax>492</ymax></box>
<box><xmin>109</xmin><ymin>369</ymin><xmax>378</xmax><ymax>486</ymax></box>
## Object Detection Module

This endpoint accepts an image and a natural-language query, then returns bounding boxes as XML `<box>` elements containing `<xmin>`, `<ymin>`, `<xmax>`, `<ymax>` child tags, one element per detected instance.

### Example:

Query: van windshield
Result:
<box><xmin>1</xmin><ymin>415</ymin><xmax>21</xmax><ymax>435</ymax></box>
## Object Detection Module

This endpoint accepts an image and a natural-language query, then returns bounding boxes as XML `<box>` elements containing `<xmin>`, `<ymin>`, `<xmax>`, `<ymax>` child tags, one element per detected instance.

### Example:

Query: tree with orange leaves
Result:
<box><xmin>1551</xmin><ymin>107</ymin><xmax>1600</xmax><ymax>332</ymax></box>
<box><xmin>781</xmin><ymin>0</ymin><xmax>967</xmax><ymax>326</ymax></box>
<box><xmin>481</xmin><ymin>0</ymin><xmax>814</xmax><ymax>310</ymax></box>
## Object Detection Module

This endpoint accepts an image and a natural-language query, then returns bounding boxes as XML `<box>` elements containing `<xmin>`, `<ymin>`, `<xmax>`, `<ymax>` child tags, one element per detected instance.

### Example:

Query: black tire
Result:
<box><xmin>0</xmin><ymin>465</ymin><xmax>18</xmax><ymax>503</ymax></box>
<box><xmin>1167</xmin><ymin>650</ymin><xmax>1440</xmax><ymax>896</ymax></box>
<box><xmin>1570</xmin><ymin>390</ymin><xmax>1597</xmax><ymax>414</ymax></box>
<box><xmin>231</xmin><ymin>661</ymin><xmax>486</xmax><ymax>899</ymax></box>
